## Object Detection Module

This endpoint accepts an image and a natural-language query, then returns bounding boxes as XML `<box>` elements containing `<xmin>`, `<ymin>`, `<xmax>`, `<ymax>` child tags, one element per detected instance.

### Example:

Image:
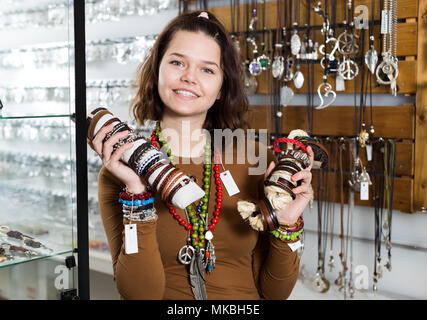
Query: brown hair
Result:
<box><xmin>130</xmin><ymin>10</ymin><xmax>248</xmax><ymax>131</ymax></box>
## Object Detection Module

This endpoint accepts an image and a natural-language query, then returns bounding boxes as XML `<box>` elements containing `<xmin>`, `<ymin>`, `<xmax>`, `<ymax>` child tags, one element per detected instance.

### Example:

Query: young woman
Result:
<box><xmin>88</xmin><ymin>10</ymin><xmax>313</xmax><ymax>300</ymax></box>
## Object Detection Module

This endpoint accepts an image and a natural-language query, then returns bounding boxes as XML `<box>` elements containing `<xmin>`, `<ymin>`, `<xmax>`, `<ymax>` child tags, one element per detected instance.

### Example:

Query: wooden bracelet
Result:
<box><xmin>258</xmin><ymin>197</ymin><xmax>278</xmax><ymax>232</ymax></box>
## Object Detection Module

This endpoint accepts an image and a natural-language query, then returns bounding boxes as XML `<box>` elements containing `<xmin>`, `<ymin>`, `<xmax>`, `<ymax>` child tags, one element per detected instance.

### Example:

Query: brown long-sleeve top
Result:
<box><xmin>97</xmin><ymin>141</ymin><xmax>300</xmax><ymax>300</ymax></box>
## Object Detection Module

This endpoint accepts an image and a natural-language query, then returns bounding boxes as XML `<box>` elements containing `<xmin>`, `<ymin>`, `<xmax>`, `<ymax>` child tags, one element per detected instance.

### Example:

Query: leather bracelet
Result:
<box><xmin>123</xmin><ymin>203</ymin><xmax>154</xmax><ymax>212</ymax></box>
<box><xmin>280</xmin><ymin>149</ymin><xmax>310</xmax><ymax>169</ymax></box>
<box><xmin>268</xmin><ymin>174</ymin><xmax>298</xmax><ymax>189</ymax></box>
<box><xmin>306</xmin><ymin>140</ymin><xmax>329</xmax><ymax>168</ymax></box>
<box><xmin>272</xmin><ymin>165</ymin><xmax>299</xmax><ymax>177</ymax></box>
<box><xmin>103</xmin><ymin>122</ymin><xmax>129</xmax><ymax>143</ymax></box>
<box><xmin>264</xmin><ymin>180</ymin><xmax>296</xmax><ymax>200</ymax></box>
<box><xmin>135</xmin><ymin>144</ymin><xmax>157</xmax><ymax>169</ymax></box>
<box><xmin>159</xmin><ymin>167</ymin><xmax>180</xmax><ymax>199</ymax></box>
<box><xmin>144</xmin><ymin>161</ymin><xmax>165</xmax><ymax>182</ymax></box>
<box><xmin>163</xmin><ymin>171</ymin><xmax>184</xmax><ymax>201</ymax></box>
<box><xmin>86</xmin><ymin>107</ymin><xmax>108</xmax><ymax>130</ymax></box>
<box><xmin>152</xmin><ymin>165</ymin><xmax>174</xmax><ymax>193</ymax></box>
<box><xmin>128</xmin><ymin>142</ymin><xmax>156</xmax><ymax>172</ymax></box>
<box><xmin>141</xmin><ymin>156</ymin><xmax>162</xmax><ymax>176</ymax></box>
<box><xmin>276</xmin><ymin>160</ymin><xmax>303</xmax><ymax>172</ymax></box>
<box><xmin>87</xmin><ymin>109</ymin><xmax>113</xmax><ymax>140</ymax></box>
<box><xmin>167</xmin><ymin>178</ymin><xmax>191</xmax><ymax>204</ymax></box>
<box><xmin>161</xmin><ymin>169</ymin><xmax>183</xmax><ymax>201</ymax></box>
<box><xmin>138</xmin><ymin>154</ymin><xmax>161</xmax><ymax>176</ymax></box>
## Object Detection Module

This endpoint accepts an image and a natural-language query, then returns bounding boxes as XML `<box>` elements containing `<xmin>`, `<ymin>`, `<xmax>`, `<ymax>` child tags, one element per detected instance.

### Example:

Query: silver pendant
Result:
<box><xmin>280</xmin><ymin>85</ymin><xmax>294</xmax><ymax>107</ymax></box>
<box><xmin>349</xmin><ymin>168</ymin><xmax>361</xmax><ymax>192</ymax></box>
<box><xmin>293</xmin><ymin>69</ymin><xmax>304</xmax><ymax>89</ymax></box>
<box><xmin>328</xmin><ymin>252</ymin><xmax>335</xmax><ymax>272</ymax></box>
<box><xmin>365</xmin><ymin>47</ymin><xmax>378</xmax><ymax>74</ymax></box>
<box><xmin>257</xmin><ymin>54</ymin><xmax>270</xmax><ymax>71</ymax></box>
<box><xmin>335</xmin><ymin>272</ymin><xmax>344</xmax><ymax>291</ymax></box>
<box><xmin>248</xmin><ymin>59</ymin><xmax>262</xmax><ymax>76</ymax></box>
<box><xmin>337</xmin><ymin>30</ymin><xmax>359</xmax><ymax>55</ymax></box>
<box><xmin>313</xmin><ymin>272</ymin><xmax>330</xmax><ymax>293</ymax></box>
<box><xmin>315</xmin><ymin>82</ymin><xmax>336</xmax><ymax>110</ymax></box>
<box><xmin>338</xmin><ymin>58</ymin><xmax>359</xmax><ymax>81</ymax></box>
<box><xmin>376</xmin><ymin>53</ymin><xmax>399</xmax><ymax>95</ymax></box>
<box><xmin>319</xmin><ymin>37</ymin><xmax>339</xmax><ymax>62</ymax></box>
<box><xmin>178</xmin><ymin>244</ymin><xmax>194</xmax><ymax>265</ymax></box>
<box><xmin>283</xmin><ymin>57</ymin><xmax>294</xmax><ymax>82</ymax></box>
<box><xmin>272</xmin><ymin>56</ymin><xmax>284</xmax><ymax>79</ymax></box>
<box><xmin>243</xmin><ymin>63</ymin><xmax>258</xmax><ymax>96</ymax></box>
<box><xmin>290</xmin><ymin>32</ymin><xmax>301</xmax><ymax>56</ymax></box>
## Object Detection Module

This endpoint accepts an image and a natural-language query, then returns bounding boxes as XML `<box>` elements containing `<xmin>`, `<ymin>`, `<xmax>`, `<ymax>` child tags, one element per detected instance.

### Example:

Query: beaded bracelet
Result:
<box><xmin>119</xmin><ymin>191</ymin><xmax>153</xmax><ymax>201</ymax></box>
<box><xmin>270</xmin><ymin>215</ymin><xmax>304</xmax><ymax>243</ymax></box>
<box><xmin>122</xmin><ymin>203</ymin><xmax>154</xmax><ymax>212</ymax></box>
<box><xmin>123</xmin><ymin>207</ymin><xmax>158</xmax><ymax>222</ymax></box>
<box><xmin>271</xmin><ymin>228</ymin><xmax>303</xmax><ymax>243</ymax></box>
<box><xmin>119</xmin><ymin>198</ymin><xmax>155</xmax><ymax>206</ymax></box>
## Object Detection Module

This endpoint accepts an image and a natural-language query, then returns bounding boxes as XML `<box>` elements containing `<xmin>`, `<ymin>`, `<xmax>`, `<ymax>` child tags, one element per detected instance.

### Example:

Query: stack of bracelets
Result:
<box><xmin>118</xmin><ymin>189</ymin><xmax>158</xmax><ymax>222</ymax></box>
<box><xmin>238</xmin><ymin>129</ymin><xmax>328</xmax><ymax>244</ymax></box>
<box><xmin>86</xmin><ymin>107</ymin><xmax>205</xmax><ymax>209</ymax></box>
<box><xmin>271</xmin><ymin>216</ymin><xmax>304</xmax><ymax>243</ymax></box>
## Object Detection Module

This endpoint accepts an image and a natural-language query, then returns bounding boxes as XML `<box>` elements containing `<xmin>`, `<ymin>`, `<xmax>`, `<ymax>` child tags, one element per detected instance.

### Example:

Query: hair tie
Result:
<box><xmin>198</xmin><ymin>12</ymin><xmax>209</xmax><ymax>19</ymax></box>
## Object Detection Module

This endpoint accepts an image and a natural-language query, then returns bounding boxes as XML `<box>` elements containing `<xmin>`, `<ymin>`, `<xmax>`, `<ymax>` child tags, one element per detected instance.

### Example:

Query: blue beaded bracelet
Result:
<box><xmin>119</xmin><ymin>197</ymin><xmax>155</xmax><ymax>206</ymax></box>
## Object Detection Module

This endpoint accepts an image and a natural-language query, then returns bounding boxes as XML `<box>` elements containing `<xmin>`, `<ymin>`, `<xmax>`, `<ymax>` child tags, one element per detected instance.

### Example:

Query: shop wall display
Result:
<box><xmin>1</xmin><ymin>0</ymin><xmax>427</xmax><ymax>300</ymax></box>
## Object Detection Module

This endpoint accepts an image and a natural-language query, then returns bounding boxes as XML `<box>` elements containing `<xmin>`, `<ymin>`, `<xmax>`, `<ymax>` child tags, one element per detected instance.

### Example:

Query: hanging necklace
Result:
<box><xmin>291</xmin><ymin>0</ymin><xmax>304</xmax><ymax>89</ymax></box>
<box><xmin>248</xmin><ymin>0</ymin><xmax>262</xmax><ymax>76</ymax></box>
<box><xmin>383</xmin><ymin>139</ymin><xmax>395</xmax><ymax>272</ymax></box>
<box><xmin>373</xmin><ymin>138</ymin><xmax>384</xmax><ymax>292</ymax></box>
<box><xmin>151</xmin><ymin>123</ymin><xmax>224</xmax><ymax>299</ymax></box>
<box><xmin>243</xmin><ymin>0</ymin><xmax>258</xmax><ymax>94</ymax></box>
<box><xmin>280</xmin><ymin>0</ymin><xmax>294</xmax><ymax>107</ymax></box>
<box><xmin>314</xmin><ymin>1</ymin><xmax>336</xmax><ymax>110</ymax></box>
<box><xmin>365</xmin><ymin>0</ymin><xmax>378</xmax><ymax>74</ymax></box>
<box><xmin>272</xmin><ymin>0</ymin><xmax>284</xmax><ymax>79</ymax></box>
<box><xmin>256</xmin><ymin>0</ymin><xmax>270</xmax><ymax>70</ymax></box>
<box><xmin>376</xmin><ymin>0</ymin><xmax>398</xmax><ymax>95</ymax></box>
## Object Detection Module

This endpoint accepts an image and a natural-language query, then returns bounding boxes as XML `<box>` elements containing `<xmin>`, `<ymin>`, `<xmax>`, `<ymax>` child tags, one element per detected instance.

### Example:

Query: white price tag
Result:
<box><xmin>125</xmin><ymin>224</ymin><xmax>138</xmax><ymax>254</ymax></box>
<box><xmin>360</xmin><ymin>182</ymin><xmax>369</xmax><ymax>201</ymax></box>
<box><xmin>366</xmin><ymin>144</ymin><xmax>373</xmax><ymax>162</ymax></box>
<box><xmin>220</xmin><ymin>170</ymin><xmax>240</xmax><ymax>197</ymax></box>
<box><xmin>288</xmin><ymin>240</ymin><xmax>303</xmax><ymax>252</ymax></box>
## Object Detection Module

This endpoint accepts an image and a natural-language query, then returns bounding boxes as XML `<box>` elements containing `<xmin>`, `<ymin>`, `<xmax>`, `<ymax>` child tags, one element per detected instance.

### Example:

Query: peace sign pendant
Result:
<box><xmin>178</xmin><ymin>244</ymin><xmax>195</xmax><ymax>265</ymax></box>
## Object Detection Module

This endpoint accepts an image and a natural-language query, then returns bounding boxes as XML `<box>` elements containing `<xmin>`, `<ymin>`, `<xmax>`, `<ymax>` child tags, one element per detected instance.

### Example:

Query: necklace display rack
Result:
<box><xmin>191</xmin><ymin>0</ymin><xmax>409</xmax><ymax>298</ymax></box>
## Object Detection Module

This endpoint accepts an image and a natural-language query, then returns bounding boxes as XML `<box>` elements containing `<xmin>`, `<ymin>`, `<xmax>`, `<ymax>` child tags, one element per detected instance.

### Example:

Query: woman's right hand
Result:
<box><xmin>87</xmin><ymin>123</ymin><xmax>147</xmax><ymax>194</ymax></box>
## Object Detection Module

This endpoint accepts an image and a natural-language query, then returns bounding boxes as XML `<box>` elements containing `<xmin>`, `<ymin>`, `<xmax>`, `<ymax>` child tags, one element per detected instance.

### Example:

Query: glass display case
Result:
<box><xmin>0</xmin><ymin>0</ymin><xmax>84</xmax><ymax>300</ymax></box>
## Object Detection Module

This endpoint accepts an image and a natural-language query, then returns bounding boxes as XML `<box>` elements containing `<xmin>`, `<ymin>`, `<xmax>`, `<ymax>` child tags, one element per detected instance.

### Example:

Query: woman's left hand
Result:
<box><xmin>264</xmin><ymin>146</ymin><xmax>314</xmax><ymax>225</ymax></box>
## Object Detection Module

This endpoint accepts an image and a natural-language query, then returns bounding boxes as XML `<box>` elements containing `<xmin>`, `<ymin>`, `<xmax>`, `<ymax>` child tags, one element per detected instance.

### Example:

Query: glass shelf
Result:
<box><xmin>0</xmin><ymin>113</ymin><xmax>74</xmax><ymax>120</ymax></box>
<box><xmin>0</xmin><ymin>247</ymin><xmax>74</xmax><ymax>269</ymax></box>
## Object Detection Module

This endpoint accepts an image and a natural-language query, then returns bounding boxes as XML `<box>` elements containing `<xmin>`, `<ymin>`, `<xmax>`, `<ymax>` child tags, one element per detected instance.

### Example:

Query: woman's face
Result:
<box><xmin>158</xmin><ymin>30</ymin><xmax>223</xmax><ymax>118</ymax></box>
